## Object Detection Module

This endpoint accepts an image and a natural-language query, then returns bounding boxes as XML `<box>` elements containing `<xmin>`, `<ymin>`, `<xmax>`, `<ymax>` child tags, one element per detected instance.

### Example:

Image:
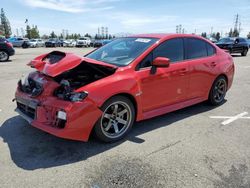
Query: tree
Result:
<box><xmin>59</xmin><ymin>33</ymin><xmax>63</xmax><ymax>39</ymax></box>
<box><xmin>215</xmin><ymin>32</ymin><xmax>221</xmax><ymax>41</ymax></box>
<box><xmin>232</xmin><ymin>28</ymin><xmax>239</xmax><ymax>37</ymax></box>
<box><xmin>0</xmin><ymin>8</ymin><xmax>12</xmax><ymax>37</ymax></box>
<box><xmin>84</xmin><ymin>33</ymin><xmax>91</xmax><ymax>38</ymax></box>
<box><xmin>50</xmin><ymin>31</ymin><xmax>57</xmax><ymax>38</ymax></box>
<box><xmin>201</xmin><ymin>32</ymin><xmax>207</xmax><ymax>38</ymax></box>
<box><xmin>25</xmin><ymin>25</ymin><xmax>40</xmax><ymax>39</ymax></box>
<box><xmin>25</xmin><ymin>25</ymin><xmax>31</xmax><ymax>39</ymax></box>
<box><xmin>108</xmin><ymin>34</ymin><xmax>112</xmax><ymax>39</ymax></box>
<box><xmin>247</xmin><ymin>32</ymin><xmax>250</xmax><ymax>39</ymax></box>
<box><xmin>228</xmin><ymin>28</ymin><xmax>233</xmax><ymax>37</ymax></box>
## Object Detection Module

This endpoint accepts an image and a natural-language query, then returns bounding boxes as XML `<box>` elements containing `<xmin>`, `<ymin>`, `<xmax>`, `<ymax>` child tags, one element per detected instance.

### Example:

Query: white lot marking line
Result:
<box><xmin>210</xmin><ymin>112</ymin><xmax>249</xmax><ymax>125</ymax></box>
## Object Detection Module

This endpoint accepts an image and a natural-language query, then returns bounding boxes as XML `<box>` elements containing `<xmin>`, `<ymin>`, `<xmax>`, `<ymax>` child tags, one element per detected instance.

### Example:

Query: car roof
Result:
<box><xmin>129</xmin><ymin>33</ymin><xmax>202</xmax><ymax>39</ymax></box>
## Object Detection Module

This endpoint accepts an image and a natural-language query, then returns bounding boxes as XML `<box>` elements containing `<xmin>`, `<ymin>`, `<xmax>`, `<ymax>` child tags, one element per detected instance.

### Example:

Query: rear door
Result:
<box><xmin>184</xmin><ymin>38</ymin><xmax>217</xmax><ymax>99</ymax></box>
<box><xmin>136</xmin><ymin>38</ymin><xmax>190</xmax><ymax>112</ymax></box>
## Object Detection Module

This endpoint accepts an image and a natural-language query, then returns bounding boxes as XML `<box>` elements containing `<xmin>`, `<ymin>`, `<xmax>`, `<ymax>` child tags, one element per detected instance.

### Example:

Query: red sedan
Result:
<box><xmin>14</xmin><ymin>34</ymin><xmax>234</xmax><ymax>142</ymax></box>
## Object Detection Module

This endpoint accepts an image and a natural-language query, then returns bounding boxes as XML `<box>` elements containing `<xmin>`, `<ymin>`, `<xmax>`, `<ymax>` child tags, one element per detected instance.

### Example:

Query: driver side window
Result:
<box><xmin>137</xmin><ymin>38</ymin><xmax>184</xmax><ymax>70</ymax></box>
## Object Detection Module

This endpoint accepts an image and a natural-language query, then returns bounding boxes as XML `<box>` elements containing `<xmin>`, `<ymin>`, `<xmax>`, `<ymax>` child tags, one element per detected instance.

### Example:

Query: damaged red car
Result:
<box><xmin>14</xmin><ymin>34</ymin><xmax>234</xmax><ymax>142</ymax></box>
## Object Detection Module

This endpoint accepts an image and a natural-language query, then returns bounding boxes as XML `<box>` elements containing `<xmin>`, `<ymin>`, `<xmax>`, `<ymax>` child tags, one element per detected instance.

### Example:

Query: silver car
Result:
<box><xmin>29</xmin><ymin>39</ymin><xmax>45</xmax><ymax>47</ymax></box>
<box><xmin>11</xmin><ymin>37</ymin><xmax>30</xmax><ymax>48</ymax></box>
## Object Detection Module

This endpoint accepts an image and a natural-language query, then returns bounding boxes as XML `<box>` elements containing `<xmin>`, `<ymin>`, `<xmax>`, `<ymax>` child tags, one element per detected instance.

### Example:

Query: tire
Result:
<box><xmin>22</xmin><ymin>42</ymin><xmax>28</xmax><ymax>48</ymax></box>
<box><xmin>241</xmin><ymin>49</ymin><xmax>248</xmax><ymax>56</ymax></box>
<box><xmin>208</xmin><ymin>76</ymin><xmax>227</xmax><ymax>106</ymax></box>
<box><xmin>94</xmin><ymin>96</ymin><xmax>135</xmax><ymax>142</ymax></box>
<box><xmin>0</xmin><ymin>50</ymin><xmax>9</xmax><ymax>62</ymax></box>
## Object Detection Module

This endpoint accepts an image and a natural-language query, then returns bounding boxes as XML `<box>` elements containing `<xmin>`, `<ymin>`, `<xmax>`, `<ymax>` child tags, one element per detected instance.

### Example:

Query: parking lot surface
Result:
<box><xmin>0</xmin><ymin>48</ymin><xmax>250</xmax><ymax>188</ymax></box>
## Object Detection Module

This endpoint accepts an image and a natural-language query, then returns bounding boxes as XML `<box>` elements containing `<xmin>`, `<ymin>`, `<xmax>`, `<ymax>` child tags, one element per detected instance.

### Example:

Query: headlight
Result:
<box><xmin>69</xmin><ymin>91</ymin><xmax>88</xmax><ymax>102</ymax></box>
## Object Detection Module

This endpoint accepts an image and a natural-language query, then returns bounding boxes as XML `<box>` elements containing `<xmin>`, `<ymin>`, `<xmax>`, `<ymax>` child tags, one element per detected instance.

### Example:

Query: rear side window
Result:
<box><xmin>206</xmin><ymin>43</ymin><xmax>216</xmax><ymax>56</ymax></box>
<box><xmin>185</xmin><ymin>38</ymin><xmax>207</xmax><ymax>59</ymax></box>
<box><xmin>153</xmin><ymin>38</ymin><xmax>184</xmax><ymax>63</ymax></box>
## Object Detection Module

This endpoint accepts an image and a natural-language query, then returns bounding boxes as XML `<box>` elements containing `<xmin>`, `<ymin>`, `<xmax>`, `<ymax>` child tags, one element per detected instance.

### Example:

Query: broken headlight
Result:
<box><xmin>68</xmin><ymin>91</ymin><xmax>88</xmax><ymax>102</ymax></box>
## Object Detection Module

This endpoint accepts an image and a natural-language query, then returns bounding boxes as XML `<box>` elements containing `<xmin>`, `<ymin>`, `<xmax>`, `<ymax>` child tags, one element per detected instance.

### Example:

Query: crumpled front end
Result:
<box><xmin>15</xmin><ymin>72</ymin><xmax>102</xmax><ymax>141</ymax></box>
<box><xmin>14</xmin><ymin>51</ymin><xmax>117</xmax><ymax>141</ymax></box>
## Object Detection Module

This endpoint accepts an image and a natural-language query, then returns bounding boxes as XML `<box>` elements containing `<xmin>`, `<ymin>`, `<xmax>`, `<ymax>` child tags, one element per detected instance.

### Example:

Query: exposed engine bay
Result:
<box><xmin>53</xmin><ymin>62</ymin><xmax>116</xmax><ymax>100</ymax></box>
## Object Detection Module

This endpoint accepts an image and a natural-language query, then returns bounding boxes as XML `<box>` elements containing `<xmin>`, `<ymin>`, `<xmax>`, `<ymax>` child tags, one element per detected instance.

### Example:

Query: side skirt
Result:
<box><xmin>142</xmin><ymin>97</ymin><xmax>206</xmax><ymax>120</ymax></box>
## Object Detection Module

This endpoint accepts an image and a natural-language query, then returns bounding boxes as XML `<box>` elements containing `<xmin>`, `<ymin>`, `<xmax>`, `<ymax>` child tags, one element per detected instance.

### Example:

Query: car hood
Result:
<box><xmin>216</xmin><ymin>42</ymin><xmax>233</xmax><ymax>45</ymax></box>
<box><xmin>27</xmin><ymin>51</ymin><xmax>117</xmax><ymax>77</ymax></box>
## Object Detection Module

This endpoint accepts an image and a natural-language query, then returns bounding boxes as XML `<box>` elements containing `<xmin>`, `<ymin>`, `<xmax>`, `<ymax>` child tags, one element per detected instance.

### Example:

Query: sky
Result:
<box><xmin>1</xmin><ymin>0</ymin><xmax>250</xmax><ymax>37</ymax></box>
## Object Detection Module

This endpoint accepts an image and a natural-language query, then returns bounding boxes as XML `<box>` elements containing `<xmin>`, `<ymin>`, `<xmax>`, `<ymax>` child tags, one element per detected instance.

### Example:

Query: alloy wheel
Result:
<box><xmin>213</xmin><ymin>79</ymin><xmax>227</xmax><ymax>103</ymax></box>
<box><xmin>101</xmin><ymin>101</ymin><xmax>132</xmax><ymax>139</ymax></box>
<box><xmin>0</xmin><ymin>51</ymin><xmax>8</xmax><ymax>61</ymax></box>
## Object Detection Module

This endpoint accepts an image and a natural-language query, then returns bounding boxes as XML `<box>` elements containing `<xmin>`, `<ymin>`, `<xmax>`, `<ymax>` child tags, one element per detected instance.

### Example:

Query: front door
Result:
<box><xmin>135</xmin><ymin>38</ymin><xmax>189</xmax><ymax>112</ymax></box>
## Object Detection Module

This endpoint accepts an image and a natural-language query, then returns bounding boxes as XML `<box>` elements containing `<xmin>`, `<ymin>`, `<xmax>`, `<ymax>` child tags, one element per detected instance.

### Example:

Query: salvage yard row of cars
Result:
<box><xmin>6</xmin><ymin>37</ymin><xmax>112</xmax><ymax>48</ymax></box>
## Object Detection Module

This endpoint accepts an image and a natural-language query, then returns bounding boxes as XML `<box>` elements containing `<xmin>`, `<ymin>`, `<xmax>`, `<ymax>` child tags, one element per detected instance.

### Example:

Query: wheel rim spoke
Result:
<box><xmin>103</xmin><ymin>113</ymin><xmax>112</xmax><ymax>119</ymax></box>
<box><xmin>113</xmin><ymin>123</ymin><xmax>119</xmax><ymax>133</ymax></box>
<box><xmin>113</xmin><ymin>104</ymin><xmax>118</xmax><ymax>114</ymax></box>
<box><xmin>116</xmin><ymin>117</ymin><xmax>127</xmax><ymax>125</ymax></box>
<box><xmin>104</xmin><ymin>120</ymin><xmax>113</xmax><ymax>131</ymax></box>
<box><xmin>118</xmin><ymin>109</ymin><xmax>127</xmax><ymax>116</ymax></box>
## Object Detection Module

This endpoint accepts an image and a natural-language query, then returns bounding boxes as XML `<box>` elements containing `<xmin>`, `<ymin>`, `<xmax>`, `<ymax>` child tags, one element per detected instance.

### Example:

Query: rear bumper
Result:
<box><xmin>15</xmin><ymin>92</ymin><xmax>102</xmax><ymax>141</ymax></box>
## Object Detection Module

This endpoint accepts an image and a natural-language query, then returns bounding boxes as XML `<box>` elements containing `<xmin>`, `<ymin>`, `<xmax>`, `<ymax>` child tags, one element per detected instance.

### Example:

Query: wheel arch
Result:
<box><xmin>102</xmin><ymin>93</ymin><xmax>138</xmax><ymax>117</ymax></box>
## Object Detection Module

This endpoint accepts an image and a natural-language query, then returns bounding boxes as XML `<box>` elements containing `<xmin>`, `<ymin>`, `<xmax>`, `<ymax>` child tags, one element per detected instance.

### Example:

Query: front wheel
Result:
<box><xmin>241</xmin><ymin>49</ymin><xmax>248</xmax><ymax>56</ymax></box>
<box><xmin>0</xmin><ymin>50</ymin><xmax>9</xmax><ymax>62</ymax></box>
<box><xmin>94</xmin><ymin>96</ymin><xmax>135</xmax><ymax>142</ymax></box>
<box><xmin>208</xmin><ymin>76</ymin><xmax>227</xmax><ymax>106</ymax></box>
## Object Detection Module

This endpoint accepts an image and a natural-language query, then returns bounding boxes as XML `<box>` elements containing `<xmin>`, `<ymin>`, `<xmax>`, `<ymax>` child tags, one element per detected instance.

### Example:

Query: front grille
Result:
<box><xmin>17</xmin><ymin>101</ymin><xmax>36</xmax><ymax>119</ymax></box>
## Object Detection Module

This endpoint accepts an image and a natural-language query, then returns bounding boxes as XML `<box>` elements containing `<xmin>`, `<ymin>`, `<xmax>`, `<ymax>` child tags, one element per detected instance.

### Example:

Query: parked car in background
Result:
<box><xmin>247</xmin><ymin>39</ymin><xmax>250</xmax><ymax>48</ymax></box>
<box><xmin>8</xmin><ymin>37</ymin><xmax>30</xmax><ymax>48</ymax></box>
<box><xmin>216</xmin><ymin>37</ymin><xmax>249</xmax><ymax>56</ymax></box>
<box><xmin>29</xmin><ymin>39</ymin><xmax>45</xmax><ymax>47</ymax></box>
<box><xmin>63</xmin><ymin>39</ymin><xmax>76</xmax><ymax>47</ymax></box>
<box><xmin>45</xmin><ymin>38</ymin><xmax>61</xmax><ymax>47</ymax></box>
<box><xmin>92</xmin><ymin>39</ymin><xmax>113</xmax><ymax>47</ymax></box>
<box><xmin>14</xmin><ymin>34</ymin><xmax>234</xmax><ymax>142</ymax></box>
<box><xmin>207</xmin><ymin>37</ymin><xmax>217</xmax><ymax>43</ymax></box>
<box><xmin>76</xmin><ymin>37</ymin><xmax>91</xmax><ymax>47</ymax></box>
<box><xmin>0</xmin><ymin>37</ymin><xmax>15</xmax><ymax>62</ymax></box>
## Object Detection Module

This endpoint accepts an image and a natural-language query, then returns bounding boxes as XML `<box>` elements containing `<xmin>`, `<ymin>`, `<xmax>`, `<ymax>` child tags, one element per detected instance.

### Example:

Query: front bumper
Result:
<box><xmin>15</xmin><ymin>92</ymin><xmax>102</xmax><ymax>141</ymax></box>
<box><xmin>8</xmin><ymin>48</ymin><xmax>15</xmax><ymax>56</ymax></box>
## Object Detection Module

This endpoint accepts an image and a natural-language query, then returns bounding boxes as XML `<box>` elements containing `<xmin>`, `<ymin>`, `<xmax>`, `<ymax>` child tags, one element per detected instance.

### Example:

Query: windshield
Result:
<box><xmin>218</xmin><ymin>38</ymin><xmax>234</xmax><ymax>43</ymax></box>
<box><xmin>30</xmin><ymin>39</ymin><xmax>36</xmax><ymax>42</ymax></box>
<box><xmin>86</xmin><ymin>37</ymin><xmax>158</xmax><ymax>66</ymax></box>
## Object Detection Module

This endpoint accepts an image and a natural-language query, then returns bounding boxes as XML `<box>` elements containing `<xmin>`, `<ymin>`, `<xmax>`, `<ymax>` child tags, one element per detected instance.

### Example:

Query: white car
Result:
<box><xmin>29</xmin><ymin>39</ymin><xmax>45</xmax><ymax>47</ymax></box>
<box><xmin>63</xmin><ymin>39</ymin><xmax>76</xmax><ymax>47</ymax></box>
<box><xmin>76</xmin><ymin>37</ymin><xmax>91</xmax><ymax>47</ymax></box>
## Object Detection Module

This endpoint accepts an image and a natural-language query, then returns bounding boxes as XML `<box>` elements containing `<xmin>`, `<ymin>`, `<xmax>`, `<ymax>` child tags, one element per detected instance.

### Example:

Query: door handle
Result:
<box><xmin>179</xmin><ymin>68</ymin><xmax>188</xmax><ymax>75</ymax></box>
<box><xmin>210</xmin><ymin>62</ymin><xmax>217</xmax><ymax>67</ymax></box>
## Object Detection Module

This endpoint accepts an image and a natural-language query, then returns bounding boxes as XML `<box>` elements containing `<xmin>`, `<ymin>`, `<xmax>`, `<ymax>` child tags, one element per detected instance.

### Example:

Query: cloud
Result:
<box><xmin>23</xmin><ymin>0</ymin><xmax>116</xmax><ymax>13</ymax></box>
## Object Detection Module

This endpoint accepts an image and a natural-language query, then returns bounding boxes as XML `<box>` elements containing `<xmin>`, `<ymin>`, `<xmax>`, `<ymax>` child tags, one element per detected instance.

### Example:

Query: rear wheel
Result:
<box><xmin>208</xmin><ymin>76</ymin><xmax>227</xmax><ymax>106</ymax></box>
<box><xmin>94</xmin><ymin>96</ymin><xmax>135</xmax><ymax>142</ymax></box>
<box><xmin>241</xmin><ymin>49</ymin><xmax>248</xmax><ymax>56</ymax></box>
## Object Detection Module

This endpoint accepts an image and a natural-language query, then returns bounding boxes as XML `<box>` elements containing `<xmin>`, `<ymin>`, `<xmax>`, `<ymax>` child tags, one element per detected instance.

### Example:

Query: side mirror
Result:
<box><xmin>152</xmin><ymin>57</ymin><xmax>170</xmax><ymax>67</ymax></box>
<box><xmin>151</xmin><ymin>57</ymin><xmax>170</xmax><ymax>74</ymax></box>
